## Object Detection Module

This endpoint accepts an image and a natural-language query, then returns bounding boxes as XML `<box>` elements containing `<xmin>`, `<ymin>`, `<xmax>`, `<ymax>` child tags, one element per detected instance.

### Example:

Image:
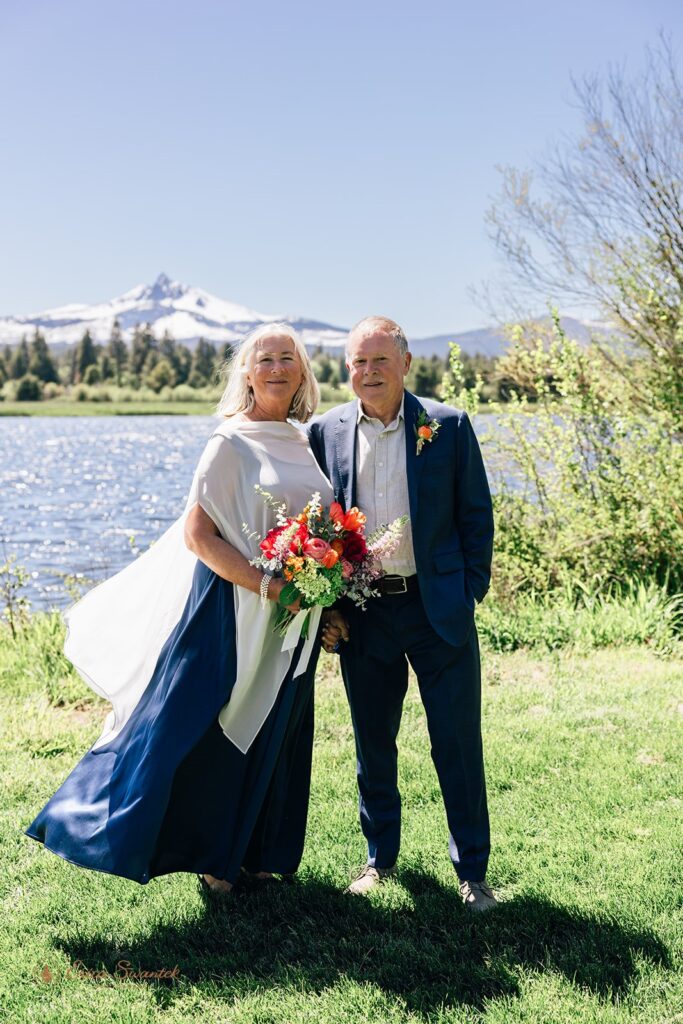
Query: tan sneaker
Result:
<box><xmin>344</xmin><ymin>864</ymin><xmax>395</xmax><ymax>895</ymax></box>
<box><xmin>459</xmin><ymin>879</ymin><xmax>499</xmax><ymax>912</ymax></box>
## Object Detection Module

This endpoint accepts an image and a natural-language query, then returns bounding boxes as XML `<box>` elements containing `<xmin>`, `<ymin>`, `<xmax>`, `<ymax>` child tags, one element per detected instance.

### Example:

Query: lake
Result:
<box><xmin>0</xmin><ymin>414</ymin><xmax>505</xmax><ymax>610</ymax></box>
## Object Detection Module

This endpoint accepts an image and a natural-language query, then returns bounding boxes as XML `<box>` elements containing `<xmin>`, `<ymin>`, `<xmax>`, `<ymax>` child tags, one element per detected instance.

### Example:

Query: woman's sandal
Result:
<box><xmin>197</xmin><ymin>873</ymin><xmax>233</xmax><ymax>898</ymax></box>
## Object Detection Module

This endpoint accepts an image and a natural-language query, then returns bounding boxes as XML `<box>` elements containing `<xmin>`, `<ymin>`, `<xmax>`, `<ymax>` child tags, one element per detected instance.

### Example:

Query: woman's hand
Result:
<box><xmin>270</xmin><ymin>577</ymin><xmax>301</xmax><ymax>614</ymax></box>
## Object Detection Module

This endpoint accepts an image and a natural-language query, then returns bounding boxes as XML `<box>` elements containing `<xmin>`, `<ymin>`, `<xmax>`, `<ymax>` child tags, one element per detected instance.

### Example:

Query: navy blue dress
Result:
<box><xmin>25</xmin><ymin>559</ymin><xmax>318</xmax><ymax>885</ymax></box>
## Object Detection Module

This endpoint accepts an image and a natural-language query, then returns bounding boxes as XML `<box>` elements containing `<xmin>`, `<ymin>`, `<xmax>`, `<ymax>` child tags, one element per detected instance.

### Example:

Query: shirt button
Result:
<box><xmin>378</xmin><ymin>462</ymin><xmax>384</xmax><ymax>467</ymax></box>
<box><xmin>378</xmin><ymin>492</ymin><xmax>384</xmax><ymax>497</ymax></box>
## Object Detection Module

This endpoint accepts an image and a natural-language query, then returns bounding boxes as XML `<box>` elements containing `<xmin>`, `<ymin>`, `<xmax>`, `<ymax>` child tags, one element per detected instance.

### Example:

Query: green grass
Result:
<box><xmin>1</xmin><ymin>617</ymin><xmax>682</xmax><ymax>1023</ymax></box>
<box><xmin>0</xmin><ymin>399</ymin><xmax>345</xmax><ymax>417</ymax></box>
<box><xmin>0</xmin><ymin>400</ymin><xmax>217</xmax><ymax>416</ymax></box>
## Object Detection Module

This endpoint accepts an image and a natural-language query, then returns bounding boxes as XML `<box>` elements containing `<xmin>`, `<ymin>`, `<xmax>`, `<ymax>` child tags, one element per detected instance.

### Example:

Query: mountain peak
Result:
<box><xmin>145</xmin><ymin>272</ymin><xmax>186</xmax><ymax>302</ymax></box>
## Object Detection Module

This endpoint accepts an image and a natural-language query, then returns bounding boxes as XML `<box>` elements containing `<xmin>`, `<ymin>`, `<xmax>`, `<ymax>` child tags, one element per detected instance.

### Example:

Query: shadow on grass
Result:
<box><xmin>56</xmin><ymin>869</ymin><xmax>669</xmax><ymax>1016</ymax></box>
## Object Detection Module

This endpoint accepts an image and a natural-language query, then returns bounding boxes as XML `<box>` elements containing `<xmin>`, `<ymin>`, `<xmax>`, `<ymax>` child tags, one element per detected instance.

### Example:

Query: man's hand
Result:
<box><xmin>321</xmin><ymin>609</ymin><xmax>350</xmax><ymax>653</ymax></box>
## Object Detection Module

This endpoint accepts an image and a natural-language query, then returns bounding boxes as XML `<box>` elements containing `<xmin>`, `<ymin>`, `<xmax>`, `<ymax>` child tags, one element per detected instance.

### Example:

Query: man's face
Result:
<box><xmin>345</xmin><ymin>329</ymin><xmax>411</xmax><ymax>420</ymax></box>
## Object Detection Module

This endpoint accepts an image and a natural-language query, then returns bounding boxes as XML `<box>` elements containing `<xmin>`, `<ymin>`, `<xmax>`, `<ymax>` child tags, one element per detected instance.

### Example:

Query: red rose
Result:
<box><xmin>342</xmin><ymin>532</ymin><xmax>367</xmax><ymax>562</ymax></box>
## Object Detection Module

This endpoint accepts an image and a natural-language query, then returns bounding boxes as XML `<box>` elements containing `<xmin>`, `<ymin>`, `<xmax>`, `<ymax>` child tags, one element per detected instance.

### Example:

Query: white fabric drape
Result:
<box><xmin>63</xmin><ymin>419</ymin><xmax>333</xmax><ymax>754</ymax></box>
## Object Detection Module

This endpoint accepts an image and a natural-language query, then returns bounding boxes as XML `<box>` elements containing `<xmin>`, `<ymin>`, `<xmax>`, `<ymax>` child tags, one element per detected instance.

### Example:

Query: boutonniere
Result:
<box><xmin>414</xmin><ymin>411</ymin><xmax>441</xmax><ymax>455</ymax></box>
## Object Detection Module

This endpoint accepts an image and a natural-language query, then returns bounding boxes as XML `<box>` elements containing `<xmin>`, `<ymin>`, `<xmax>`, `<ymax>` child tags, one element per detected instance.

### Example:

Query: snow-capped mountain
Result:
<box><xmin>0</xmin><ymin>273</ymin><xmax>349</xmax><ymax>351</ymax></box>
<box><xmin>0</xmin><ymin>274</ymin><xmax>613</xmax><ymax>357</ymax></box>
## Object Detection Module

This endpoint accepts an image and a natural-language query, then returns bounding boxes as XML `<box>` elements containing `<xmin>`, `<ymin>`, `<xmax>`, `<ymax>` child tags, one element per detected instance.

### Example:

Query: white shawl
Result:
<box><xmin>63</xmin><ymin>419</ymin><xmax>333</xmax><ymax>753</ymax></box>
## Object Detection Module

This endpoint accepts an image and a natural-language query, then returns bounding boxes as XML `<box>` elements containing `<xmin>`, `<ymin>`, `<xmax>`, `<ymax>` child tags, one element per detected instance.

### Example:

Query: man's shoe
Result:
<box><xmin>344</xmin><ymin>864</ymin><xmax>395</xmax><ymax>895</ymax></box>
<box><xmin>459</xmin><ymin>879</ymin><xmax>499</xmax><ymax>913</ymax></box>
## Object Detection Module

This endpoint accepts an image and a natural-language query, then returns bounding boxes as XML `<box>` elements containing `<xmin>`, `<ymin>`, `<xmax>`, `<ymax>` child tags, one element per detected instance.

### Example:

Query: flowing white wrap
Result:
<box><xmin>63</xmin><ymin>419</ymin><xmax>334</xmax><ymax>754</ymax></box>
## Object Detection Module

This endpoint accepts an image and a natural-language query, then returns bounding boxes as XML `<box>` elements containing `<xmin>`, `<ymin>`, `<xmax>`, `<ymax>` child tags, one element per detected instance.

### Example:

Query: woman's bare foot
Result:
<box><xmin>200</xmin><ymin>873</ymin><xmax>233</xmax><ymax>894</ymax></box>
<box><xmin>240</xmin><ymin>867</ymin><xmax>276</xmax><ymax>882</ymax></box>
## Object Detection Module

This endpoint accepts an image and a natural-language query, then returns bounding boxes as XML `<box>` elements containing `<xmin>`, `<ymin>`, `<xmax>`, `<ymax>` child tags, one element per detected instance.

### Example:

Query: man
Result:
<box><xmin>307</xmin><ymin>315</ymin><xmax>497</xmax><ymax>912</ymax></box>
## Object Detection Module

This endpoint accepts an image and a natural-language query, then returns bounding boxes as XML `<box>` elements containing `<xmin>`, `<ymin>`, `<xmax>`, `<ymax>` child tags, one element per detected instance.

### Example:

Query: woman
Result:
<box><xmin>25</xmin><ymin>323</ymin><xmax>333</xmax><ymax>895</ymax></box>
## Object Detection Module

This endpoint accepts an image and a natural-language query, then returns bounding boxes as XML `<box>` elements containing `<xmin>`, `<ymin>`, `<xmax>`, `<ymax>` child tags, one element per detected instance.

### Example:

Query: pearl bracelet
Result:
<box><xmin>260</xmin><ymin>573</ymin><xmax>273</xmax><ymax>609</ymax></box>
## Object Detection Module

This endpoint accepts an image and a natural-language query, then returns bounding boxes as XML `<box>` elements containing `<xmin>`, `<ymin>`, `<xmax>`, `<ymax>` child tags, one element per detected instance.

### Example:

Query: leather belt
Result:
<box><xmin>373</xmin><ymin>574</ymin><xmax>419</xmax><ymax>597</ymax></box>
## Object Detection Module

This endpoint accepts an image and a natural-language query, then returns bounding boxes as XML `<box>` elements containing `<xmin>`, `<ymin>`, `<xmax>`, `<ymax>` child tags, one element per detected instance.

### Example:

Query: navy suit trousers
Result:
<box><xmin>339</xmin><ymin>588</ymin><xmax>490</xmax><ymax>882</ymax></box>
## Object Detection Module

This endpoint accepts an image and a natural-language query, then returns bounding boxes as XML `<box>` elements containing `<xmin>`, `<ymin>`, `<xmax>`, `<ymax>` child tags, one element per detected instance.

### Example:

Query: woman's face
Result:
<box><xmin>246</xmin><ymin>334</ymin><xmax>304</xmax><ymax>414</ymax></box>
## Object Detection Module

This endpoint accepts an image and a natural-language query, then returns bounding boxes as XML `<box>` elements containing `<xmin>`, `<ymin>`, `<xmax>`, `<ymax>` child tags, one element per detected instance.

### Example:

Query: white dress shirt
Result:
<box><xmin>355</xmin><ymin>394</ymin><xmax>416</xmax><ymax>577</ymax></box>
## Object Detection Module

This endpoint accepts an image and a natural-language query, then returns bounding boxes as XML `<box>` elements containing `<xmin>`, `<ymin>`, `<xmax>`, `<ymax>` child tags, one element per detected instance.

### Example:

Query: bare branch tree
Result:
<box><xmin>485</xmin><ymin>35</ymin><xmax>683</xmax><ymax>419</ymax></box>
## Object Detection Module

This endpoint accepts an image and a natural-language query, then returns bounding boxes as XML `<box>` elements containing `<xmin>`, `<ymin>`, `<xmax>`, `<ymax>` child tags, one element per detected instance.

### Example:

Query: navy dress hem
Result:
<box><xmin>24</xmin><ymin>561</ymin><xmax>318</xmax><ymax>887</ymax></box>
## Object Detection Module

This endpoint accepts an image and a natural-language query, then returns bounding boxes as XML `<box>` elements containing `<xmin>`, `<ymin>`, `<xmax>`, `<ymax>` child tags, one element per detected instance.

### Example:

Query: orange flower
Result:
<box><xmin>321</xmin><ymin>548</ymin><xmax>339</xmax><ymax>568</ymax></box>
<box><xmin>343</xmin><ymin>507</ymin><xmax>367</xmax><ymax>532</ymax></box>
<box><xmin>286</xmin><ymin>555</ymin><xmax>305</xmax><ymax>574</ymax></box>
<box><xmin>329</xmin><ymin>502</ymin><xmax>345</xmax><ymax>524</ymax></box>
<box><xmin>331</xmin><ymin>538</ymin><xmax>345</xmax><ymax>555</ymax></box>
<box><xmin>417</xmin><ymin>425</ymin><xmax>433</xmax><ymax>440</ymax></box>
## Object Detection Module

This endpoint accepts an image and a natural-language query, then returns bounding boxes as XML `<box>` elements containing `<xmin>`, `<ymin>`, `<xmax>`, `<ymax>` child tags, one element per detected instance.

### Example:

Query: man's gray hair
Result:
<box><xmin>347</xmin><ymin>315</ymin><xmax>409</xmax><ymax>357</ymax></box>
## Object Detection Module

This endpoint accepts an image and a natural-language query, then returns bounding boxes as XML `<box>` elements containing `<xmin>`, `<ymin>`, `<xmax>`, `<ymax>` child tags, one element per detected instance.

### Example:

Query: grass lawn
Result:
<box><xmin>0</xmin><ymin>399</ymin><xmax>345</xmax><ymax>417</ymax></box>
<box><xmin>1</xmin><ymin>628</ymin><xmax>681</xmax><ymax>1023</ymax></box>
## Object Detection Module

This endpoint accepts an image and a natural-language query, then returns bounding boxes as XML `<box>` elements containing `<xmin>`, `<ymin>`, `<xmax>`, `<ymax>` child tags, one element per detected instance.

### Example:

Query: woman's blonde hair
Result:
<box><xmin>215</xmin><ymin>322</ymin><xmax>320</xmax><ymax>422</ymax></box>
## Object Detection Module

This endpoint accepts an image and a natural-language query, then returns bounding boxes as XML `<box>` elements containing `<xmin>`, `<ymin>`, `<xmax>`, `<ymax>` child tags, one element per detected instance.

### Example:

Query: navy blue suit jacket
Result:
<box><xmin>307</xmin><ymin>389</ymin><xmax>494</xmax><ymax>648</ymax></box>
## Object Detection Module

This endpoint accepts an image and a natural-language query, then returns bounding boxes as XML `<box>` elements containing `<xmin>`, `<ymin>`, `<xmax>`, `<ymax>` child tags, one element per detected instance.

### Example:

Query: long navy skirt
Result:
<box><xmin>25</xmin><ymin>561</ymin><xmax>318</xmax><ymax>885</ymax></box>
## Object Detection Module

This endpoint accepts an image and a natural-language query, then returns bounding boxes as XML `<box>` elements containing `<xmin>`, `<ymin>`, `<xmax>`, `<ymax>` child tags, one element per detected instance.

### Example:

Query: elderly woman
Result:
<box><xmin>26</xmin><ymin>323</ymin><xmax>333</xmax><ymax>895</ymax></box>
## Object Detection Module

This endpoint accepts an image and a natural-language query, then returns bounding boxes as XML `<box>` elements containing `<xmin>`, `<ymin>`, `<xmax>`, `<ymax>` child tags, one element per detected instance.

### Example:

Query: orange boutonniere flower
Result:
<box><xmin>414</xmin><ymin>411</ymin><xmax>441</xmax><ymax>455</ymax></box>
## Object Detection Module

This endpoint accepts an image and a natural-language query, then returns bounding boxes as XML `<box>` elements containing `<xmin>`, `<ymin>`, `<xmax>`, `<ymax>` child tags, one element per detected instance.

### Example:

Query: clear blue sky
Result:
<box><xmin>1</xmin><ymin>0</ymin><xmax>681</xmax><ymax>336</ymax></box>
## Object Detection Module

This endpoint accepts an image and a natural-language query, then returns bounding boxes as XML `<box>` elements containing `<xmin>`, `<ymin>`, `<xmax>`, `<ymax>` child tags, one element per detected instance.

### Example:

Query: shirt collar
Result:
<box><xmin>356</xmin><ymin>392</ymin><xmax>406</xmax><ymax>428</ymax></box>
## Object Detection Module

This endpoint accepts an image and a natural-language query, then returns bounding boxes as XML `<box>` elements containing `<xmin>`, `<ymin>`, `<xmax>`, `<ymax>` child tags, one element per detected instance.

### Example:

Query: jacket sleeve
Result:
<box><xmin>306</xmin><ymin>419</ymin><xmax>328</xmax><ymax>478</ymax></box>
<box><xmin>455</xmin><ymin>411</ymin><xmax>494</xmax><ymax>603</ymax></box>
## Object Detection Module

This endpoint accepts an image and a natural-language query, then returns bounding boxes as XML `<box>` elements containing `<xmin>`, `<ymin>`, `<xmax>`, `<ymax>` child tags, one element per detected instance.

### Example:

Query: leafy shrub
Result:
<box><xmin>15</xmin><ymin>374</ymin><xmax>43</xmax><ymax>401</ymax></box>
<box><xmin>449</xmin><ymin>317</ymin><xmax>683</xmax><ymax>603</ymax></box>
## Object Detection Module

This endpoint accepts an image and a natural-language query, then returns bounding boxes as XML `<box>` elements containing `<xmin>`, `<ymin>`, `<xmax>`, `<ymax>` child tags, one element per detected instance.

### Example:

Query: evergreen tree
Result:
<box><xmin>10</xmin><ymin>337</ymin><xmax>30</xmax><ymax>379</ymax></box>
<box><xmin>174</xmin><ymin>344</ymin><xmax>192</xmax><ymax>385</ymax></box>
<box><xmin>28</xmin><ymin>329</ymin><xmax>59</xmax><ymax>383</ymax></box>
<box><xmin>129</xmin><ymin>324</ymin><xmax>157</xmax><ymax>380</ymax></box>
<box><xmin>99</xmin><ymin>352</ymin><xmax>114</xmax><ymax>381</ymax></box>
<box><xmin>76</xmin><ymin>330</ymin><xmax>98</xmax><ymax>382</ymax></box>
<box><xmin>189</xmin><ymin>338</ymin><xmax>217</xmax><ymax>387</ymax></box>
<box><xmin>1</xmin><ymin>346</ymin><xmax>12</xmax><ymax>378</ymax></box>
<box><xmin>67</xmin><ymin>345</ymin><xmax>79</xmax><ymax>385</ymax></box>
<box><xmin>217</xmin><ymin>341</ymin><xmax>234</xmax><ymax>366</ymax></box>
<box><xmin>107</xmin><ymin>319</ymin><xmax>128</xmax><ymax>385</ymax></box>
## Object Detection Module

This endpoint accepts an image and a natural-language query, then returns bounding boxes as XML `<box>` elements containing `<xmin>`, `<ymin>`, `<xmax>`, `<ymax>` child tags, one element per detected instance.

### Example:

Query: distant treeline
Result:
<box><xmin>0</xmin><ymin>321</ymin><xmax>509</xmax><ymax>402</ymax></box>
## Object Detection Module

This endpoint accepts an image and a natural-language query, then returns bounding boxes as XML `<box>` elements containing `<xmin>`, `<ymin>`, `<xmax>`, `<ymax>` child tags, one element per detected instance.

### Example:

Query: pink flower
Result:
<box><xmin>303</xmin><ymin>537</ymin><xmax>331</xmax><ymax>562</ymax></box>
<box><xmin>341</xmin><ymin>558</ymin><xmax>354</xmax><ymax>579</ymax></box>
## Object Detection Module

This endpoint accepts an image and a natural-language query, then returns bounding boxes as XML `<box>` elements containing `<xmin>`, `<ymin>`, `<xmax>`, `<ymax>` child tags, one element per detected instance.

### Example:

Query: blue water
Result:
<box><xmin>0</xmin><ymin>416</ymin><xmax>218</xmax><ymax>609</ymax></box>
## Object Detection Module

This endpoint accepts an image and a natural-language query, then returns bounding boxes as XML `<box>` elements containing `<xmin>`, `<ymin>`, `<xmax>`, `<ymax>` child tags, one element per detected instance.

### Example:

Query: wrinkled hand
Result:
<box><xmin>321</xmin><ymin>609</ymin><xmax>350</xmax><ymax>653</ymax></box>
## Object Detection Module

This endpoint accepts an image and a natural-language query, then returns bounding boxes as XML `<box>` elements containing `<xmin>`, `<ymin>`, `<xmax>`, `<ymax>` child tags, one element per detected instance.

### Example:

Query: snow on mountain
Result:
<box><xmin>0</xmin><ymin>274</ymin><xmax>614</xmax><ymax>358</ymax></box>
<box><xmin>0</xmin><ymin>273</ymin><xmax>349</xmax><ymax>351</ymax></box>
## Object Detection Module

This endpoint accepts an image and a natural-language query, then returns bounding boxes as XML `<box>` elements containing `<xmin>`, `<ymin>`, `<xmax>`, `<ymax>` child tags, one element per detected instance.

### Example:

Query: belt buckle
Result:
<box><xmin>386</xmin><ymin>575</ymin><xmax>407</xmax><ymax>595</ymax></box>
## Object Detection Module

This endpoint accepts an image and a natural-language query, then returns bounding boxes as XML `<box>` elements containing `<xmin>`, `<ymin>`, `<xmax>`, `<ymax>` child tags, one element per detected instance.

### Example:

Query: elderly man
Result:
<box><xmin>307</xmin><ymin>315</ymin><xmax>497</xmax><ymax>912</ymax></box>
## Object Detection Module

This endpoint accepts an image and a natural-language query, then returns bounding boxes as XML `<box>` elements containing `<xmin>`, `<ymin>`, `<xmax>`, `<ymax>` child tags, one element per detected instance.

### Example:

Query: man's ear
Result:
<box><xmin>404</xmin><ymin>352</ymin><xmax>412</xmax><ymax>375</ymax></box>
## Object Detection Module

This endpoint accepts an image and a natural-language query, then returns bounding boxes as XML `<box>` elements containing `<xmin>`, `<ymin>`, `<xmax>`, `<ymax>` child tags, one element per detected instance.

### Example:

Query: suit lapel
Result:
<box><xmin>334</xmin><ymin>401</ymin><xmax>359</xmax><ymax>511</ymax></box>
<box><xmin>404</xmin><ymin>390</ymin><xmax>426</xmax><ymax>530</ymax></box>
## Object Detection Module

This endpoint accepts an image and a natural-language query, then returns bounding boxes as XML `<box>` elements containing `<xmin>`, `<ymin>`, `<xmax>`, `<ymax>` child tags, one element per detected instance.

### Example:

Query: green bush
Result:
<box><xmin>454</xmin><ymin>317</ymin><xmax>683</xmax><ymax>602</ymax></box>
<box><xmin>15</xmin><ymin>374</ymin><xmax>43</xmax><ymax>401</ymax></box>
<box><xmin>42</xmin><ymin>382</ymin><xmax>63</xmax><ymax>400</ymax></box>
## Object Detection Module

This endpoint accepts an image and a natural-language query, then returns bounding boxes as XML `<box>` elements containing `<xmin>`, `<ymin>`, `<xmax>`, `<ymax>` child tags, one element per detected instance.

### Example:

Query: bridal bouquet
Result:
<box><xmin>248</xmin><ymin>486</ymin><xmax>406</xmax><ymax>642</ymax></box>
